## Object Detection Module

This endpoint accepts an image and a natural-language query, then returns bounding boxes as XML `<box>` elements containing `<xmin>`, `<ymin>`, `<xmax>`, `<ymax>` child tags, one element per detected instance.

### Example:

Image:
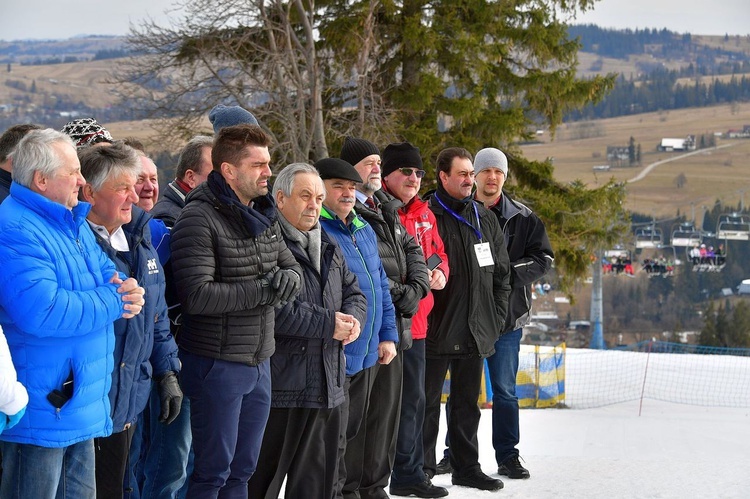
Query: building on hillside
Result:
<box><xmin>606</xmin><ymin>145</ymin><xmax>630</xmax><ymax>166</ymax></box>
<box><xmin>658</xmin><ymin>136</ymin><xmax>696</xmax><ymax>152</ymax></box>
<box><xmin>727</xmin><ymin>126</ymin><xmax>750</xmax><ymax>138</ymax></box>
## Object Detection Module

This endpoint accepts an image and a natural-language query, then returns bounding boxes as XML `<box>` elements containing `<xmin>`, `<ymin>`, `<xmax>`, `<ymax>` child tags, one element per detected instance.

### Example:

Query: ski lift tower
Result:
<box><xmin>590</xmin><ymin>249</ymin><xmax>605</xmax><ymax>349</ymax></box>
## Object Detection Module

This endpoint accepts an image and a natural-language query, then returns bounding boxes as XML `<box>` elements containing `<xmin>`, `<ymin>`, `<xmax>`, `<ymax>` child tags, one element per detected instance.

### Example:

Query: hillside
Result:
<box><xmin>521</xmin><ymin>106</ymin><xmax>750</xmax><ymax>221</ymax></box>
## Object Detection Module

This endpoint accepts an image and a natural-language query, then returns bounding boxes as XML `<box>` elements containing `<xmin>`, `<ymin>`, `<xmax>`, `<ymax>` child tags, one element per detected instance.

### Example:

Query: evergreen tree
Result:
<box><xmin>120</xmin><ymin>0</ymin><xmax>625</xmax><ymax>291</ymax></box>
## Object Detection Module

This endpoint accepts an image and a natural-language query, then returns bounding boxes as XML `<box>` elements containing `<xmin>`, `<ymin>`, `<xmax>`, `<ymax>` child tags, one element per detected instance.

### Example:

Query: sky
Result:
<box><xmin>415</xmin><ymin>347</ymin><xmax>750</xmax><ymax>498</ymax></box>
<box><xmin>1</xmin><ymin>0</ymin><xmax>749</xmax><ymax>41</ymax></box>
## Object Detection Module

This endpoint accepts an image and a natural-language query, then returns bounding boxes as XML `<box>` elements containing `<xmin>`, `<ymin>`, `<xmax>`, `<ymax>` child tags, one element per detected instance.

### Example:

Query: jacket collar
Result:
<box><xmin>9</xmin><ymin>181</ymin><xmax>91</xmax><ymax>234</ymax></box>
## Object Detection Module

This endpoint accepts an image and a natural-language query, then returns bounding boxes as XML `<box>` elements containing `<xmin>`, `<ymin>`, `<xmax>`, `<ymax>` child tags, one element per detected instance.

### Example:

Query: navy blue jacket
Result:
<box><xmin>93</xmin><ymin>206</ymin><xmax>180</xmax><ymax>431</ymax></box>
<box><xmin>272</xmin><ymin>229</ymin><xmax>367</xmax><ymax>409</ymax></box>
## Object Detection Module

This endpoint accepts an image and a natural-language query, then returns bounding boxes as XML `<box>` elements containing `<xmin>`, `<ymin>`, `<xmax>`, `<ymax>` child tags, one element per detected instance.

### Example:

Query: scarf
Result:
<box><xmin>207</xmin><ymin>170</ymin><xmax>276</xmax><ymax>237</ymax></box>
<box><xmin>277</xmin><ymin>211</ymin><xmax>322</xmax><ymax>273</ymax></box>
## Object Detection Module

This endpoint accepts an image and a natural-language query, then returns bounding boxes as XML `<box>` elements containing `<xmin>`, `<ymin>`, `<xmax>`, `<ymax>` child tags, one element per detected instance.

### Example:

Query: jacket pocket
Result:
<box><xmin>271</xmin><ymin>342</ymin><xmax>307</xmax><ymax>391</ymax></box>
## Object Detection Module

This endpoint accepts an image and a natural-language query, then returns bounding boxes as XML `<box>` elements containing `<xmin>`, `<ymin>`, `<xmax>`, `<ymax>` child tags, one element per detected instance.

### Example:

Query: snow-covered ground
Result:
<box><xmin>430</xmin><ymin>346</ymin><xmax>750</xmax><ymax>498</ymax></box>
<box><xmin>430</xmin><ymin>400</ymin><xmax>750</xmax><ymax>498</ymax></box>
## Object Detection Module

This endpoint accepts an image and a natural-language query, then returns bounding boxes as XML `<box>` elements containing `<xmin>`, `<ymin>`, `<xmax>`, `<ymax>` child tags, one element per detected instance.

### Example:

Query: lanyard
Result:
<box><xmin>435</xmin><ymin>192</ymin><xmax>483</xmax><ymax>242</ymax></box>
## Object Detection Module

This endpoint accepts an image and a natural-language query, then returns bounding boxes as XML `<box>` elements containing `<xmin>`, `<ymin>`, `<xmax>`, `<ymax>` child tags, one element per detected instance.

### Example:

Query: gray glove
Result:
<box><xmin>269</xmin><ymin>269</ymin><xmax>301</xmax><ymax>304</ymax></box>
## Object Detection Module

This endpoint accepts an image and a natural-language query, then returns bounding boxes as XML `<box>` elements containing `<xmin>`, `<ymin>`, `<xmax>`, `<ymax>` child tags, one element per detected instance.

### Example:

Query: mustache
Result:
<box><xmin>339</xmin><ymin>197</ymin><xmax>356</xmax><ymax>203</ymax></box>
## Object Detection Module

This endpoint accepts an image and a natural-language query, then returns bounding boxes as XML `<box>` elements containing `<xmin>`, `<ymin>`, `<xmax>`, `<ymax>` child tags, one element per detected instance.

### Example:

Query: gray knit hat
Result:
<box><xmin>209</xmin><ymin>105</ymin><xmax>259</xmax><ymax>133</ymax></box>
<box><xmin>473</xmin><ymin>147</ymin><xmax>508</xmax><ymax>176</ymax></box>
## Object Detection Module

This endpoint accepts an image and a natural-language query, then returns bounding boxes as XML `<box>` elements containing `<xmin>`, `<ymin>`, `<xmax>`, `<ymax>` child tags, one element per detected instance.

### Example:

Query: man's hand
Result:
<box><xmin>111</xmin><ymin>273</ymin><xmax>145</xmax><ymax>319</ymax></box>
<box><xmin>268</xmin><ymin>269</ymin><xmax>301</xmax><ymax>304</ymax></box>
<box><xmin>156</xmin><ymin>372</ymin><xmax>183</xmax><ymax>425</ymax></box>
<box><xmin>429</xmin><ymin>268</ymin><xmax>446</xmax><ymax>290</ymax></box>
<box><xmin>334</xmin><ymin>312</ymin><xmax>361</xmax><ymax>345</ymax></box>
<box><xmin>378</xmin><ymin>341</ymin><xmax>397</xmax><ymax>365</ymax></box>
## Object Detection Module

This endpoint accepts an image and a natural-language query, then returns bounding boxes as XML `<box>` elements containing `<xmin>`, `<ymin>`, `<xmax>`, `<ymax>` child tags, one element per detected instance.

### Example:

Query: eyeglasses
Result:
<box><xmin>398</xmin><ymin>167</ymin><xmax>426</xmax><ymax>178</ymax></box>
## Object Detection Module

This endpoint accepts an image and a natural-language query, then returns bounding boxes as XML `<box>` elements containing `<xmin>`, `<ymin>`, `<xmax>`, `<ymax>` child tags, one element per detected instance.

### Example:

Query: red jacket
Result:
<box><xmin>396</xmin><ymin>196</ymin><xmax>450</xmax><ymax>340</ymax></box>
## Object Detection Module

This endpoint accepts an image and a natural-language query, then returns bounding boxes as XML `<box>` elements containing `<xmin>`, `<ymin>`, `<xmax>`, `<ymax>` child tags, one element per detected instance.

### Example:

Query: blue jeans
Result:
<box><xmin>486</xmin><ymin>328</ymin><xmax>522</xmax><ymax>465</ymax></box>
<box><xmin>130</xmin><ymin>385</ymin><xmax>193</xmax><ymax>499</ymax></box>
<box><xmin>181</xmin><ymin>350</ymin><xmax>271</xmax><ymax>499</ymax></box>
<box><xmin>0</xmin><ymin>439</ymin><xmax>96</xmax><ymax>499</ymax></box>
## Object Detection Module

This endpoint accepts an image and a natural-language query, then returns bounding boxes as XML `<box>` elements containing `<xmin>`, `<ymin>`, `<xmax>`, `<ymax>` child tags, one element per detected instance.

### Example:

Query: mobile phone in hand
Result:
<box><xmin>426</xmin><ymin>253</ymin><xmax>443</xmax><ymax>271</ymax></box>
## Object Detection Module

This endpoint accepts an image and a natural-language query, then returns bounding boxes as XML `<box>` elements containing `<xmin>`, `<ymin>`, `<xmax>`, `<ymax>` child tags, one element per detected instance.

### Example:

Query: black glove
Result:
<box><xmin>269</xmin><ymin>269</ymin><xmax>301</xmax><ymax>304</ymax></box>
<box><xmin>257</xmin><ymin>276</ymin><xmax>280</xmax><ymax>306</ymax></box>
<box><xmin>156</xmin><ymin>371</ymin><xmax>183</xmax><ymax>425</ymax></box>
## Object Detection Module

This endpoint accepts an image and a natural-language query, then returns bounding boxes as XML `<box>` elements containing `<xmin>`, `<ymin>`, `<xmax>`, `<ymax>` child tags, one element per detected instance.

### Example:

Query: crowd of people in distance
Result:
<box><xmin>641</xmin><ymin>257</ymin><xmax>674</xmax><ymax>276</ymax></box>
<box><xmin>689</xmin><ymin>243</ymin><xmax>726</xmax><ymax>268</ymax></box>
<box><xmin>602</xmin><ymin>254</ymin><xmax>634</xmax><ymax>276</ymax></box>
<box><xmin>0</xmin><ymin>107</ymin><xmax>554</xmax><ymax>499</ymax></box>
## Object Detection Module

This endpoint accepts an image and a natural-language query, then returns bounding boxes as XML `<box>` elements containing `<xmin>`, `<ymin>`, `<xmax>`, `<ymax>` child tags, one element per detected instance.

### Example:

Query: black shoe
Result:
<box><xmin>435</xmin><ymin>456</ymin><xmax>452</xmax><ymax>475</ymax></box>
<box><xmin>452</xmin><ymin>470</ymin><xmax>504</xmax><ymax>491</ymax></box>
<box><xmin>498</xmin><ymin>454</ymin><xmax>531</xmax><ymax>479</ymax></box>
<box><xmin>390</xmin><ymin>478</ymin><xmax>449</xmax><ymax>498</ymax></box>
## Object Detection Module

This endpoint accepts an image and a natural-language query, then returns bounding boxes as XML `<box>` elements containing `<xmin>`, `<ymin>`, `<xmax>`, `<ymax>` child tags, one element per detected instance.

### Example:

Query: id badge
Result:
<box><xmin>474</xmin><ymin>242</ymin><xmax>494</xmax><ymax>267</ymax></box>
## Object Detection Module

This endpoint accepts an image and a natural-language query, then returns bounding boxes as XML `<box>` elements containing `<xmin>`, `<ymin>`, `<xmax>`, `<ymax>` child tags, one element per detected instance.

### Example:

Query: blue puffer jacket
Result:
<box><xmin>92</xmin><ymin>206</ymin><xmax>180</xmax><ymax>432</ymax></box>
<box><xmin>0</xmin><ymin>182</ymin><xmax>125</xmax><ymax>447</ymax></box>
<box><xmin>319</xmin><ymin>207</ymin><xmax>398</xmax><ymax>375</ymax></box>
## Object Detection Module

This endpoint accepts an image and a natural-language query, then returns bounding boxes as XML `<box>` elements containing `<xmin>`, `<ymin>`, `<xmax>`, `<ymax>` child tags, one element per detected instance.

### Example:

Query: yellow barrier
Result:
<box><xmin>440</xmin><ymin>343</ymin><xmax>566</xmax><ymax>409</ymax></box>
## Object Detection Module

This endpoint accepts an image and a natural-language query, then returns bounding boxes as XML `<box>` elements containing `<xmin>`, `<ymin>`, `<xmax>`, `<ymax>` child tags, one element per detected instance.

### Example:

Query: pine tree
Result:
<box><xmin>120</xmin><ymin>0</ymin><xmax>625</xmax><ymax>291</ymax></box>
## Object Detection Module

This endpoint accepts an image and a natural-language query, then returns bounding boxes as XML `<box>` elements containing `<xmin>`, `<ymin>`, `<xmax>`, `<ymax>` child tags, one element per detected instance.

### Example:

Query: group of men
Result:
<box><xmin>0</xmin><ymin>104</ymin><xmax>553</xmax><ymax>499</ymax></box>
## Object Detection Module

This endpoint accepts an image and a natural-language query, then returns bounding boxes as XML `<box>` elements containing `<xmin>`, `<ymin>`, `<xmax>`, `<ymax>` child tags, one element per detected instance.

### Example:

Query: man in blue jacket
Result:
<box><xmin>314</xmin><ymin>157</ymin><xmax>399</xmax><ymax>498</ymax></box>
<box><xmin>248</xmin><ymin>163</ymin><xmax>367</xmax><ymax>499</ymax></box>
<box><xmin>0</xmin><ymin>129</ymin><xmax>145</xmax><ymax>499</ymax></box>
<box><xmin>78</xmin><ymin>143</ymin><xmax>182</xmax><ymax>498</ymax></box>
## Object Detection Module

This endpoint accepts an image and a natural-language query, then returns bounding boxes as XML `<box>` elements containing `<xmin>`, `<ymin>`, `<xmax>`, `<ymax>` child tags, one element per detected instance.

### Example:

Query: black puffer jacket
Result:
<box><xmin>170</xmin><ymin>176</ymin><xmax>301</xmax><ymax>366</ymax></box>
<box><xmin>489</xmin><ymin>193</ymin><xmax>554</xmax><ymax>333</ymax></box>
<box><xmin>355</xmin><ymin>189</ymin><xmax>430</xmax><ymax>350</ymax></box>
<box><xmin>151</xmin><ymin>181</ymin><xmax>188</xmax><ymax>227</ymax></box>
<box><xmin>271</xmin><ymin>229</ymin><xmax>368</xmax><ymax>409</ymax></box>
<box><xmin>426</xmin><ymin>186</ymin><xmax>511</xmax><ymax>358</ymax></box>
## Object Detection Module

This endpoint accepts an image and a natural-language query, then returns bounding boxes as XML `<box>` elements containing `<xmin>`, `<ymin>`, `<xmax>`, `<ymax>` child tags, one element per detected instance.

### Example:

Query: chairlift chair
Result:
<box><xmin>670</xmin><ymin>222</ymin><xmax>702</xmax><ymax>247</ymax></box>
<box><xmin>716</xmin><ymin>213</ymin><xmax>750</xmax><ymax>241</ymax></box>
<box><xmin>634</xmin><ymin>227</ymin><xmax>663</xmax><ymax>249</ymax></box>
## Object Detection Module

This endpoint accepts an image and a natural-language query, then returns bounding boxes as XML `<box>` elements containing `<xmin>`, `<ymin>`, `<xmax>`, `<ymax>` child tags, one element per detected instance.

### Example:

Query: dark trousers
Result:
<box><xmin>337</xmin><ymin>366</ymin><xmax>377</xmax><ymax>499</ymax></box>
<box><xmin>180</xmin><ymin>350</ymin><xmax>271</xmax><ymax>499</ymax></box>
<box><xmin>95</xmin><ymin>423</ymin><xmax>136</xmax><ymax>498</ymax></box>
<box><xmin>423</xmin><ymin>356</ymin><xmax>483</xmax><ymax>477</ymax></box>
<box><xmin>391</xmin><ymin>339</ymin><xmax>427</xmax><ymax>487</ymax></box>
<box><xmin>248</xmin><ymin>406</ymin><xmax>342</xmax><ymax>499</ymax></box>
<box><xmin>358</xmin><ymin>353</ymin><xmax>404</xmax><ymax>499</ymax></box>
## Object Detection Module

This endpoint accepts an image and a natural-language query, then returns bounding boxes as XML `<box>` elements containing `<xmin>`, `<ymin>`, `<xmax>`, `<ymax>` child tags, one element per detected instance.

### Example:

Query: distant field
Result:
<box><xmin>520</xmin><ymin>105</ymin><xmax>750</xmax><ymax>220</ymax></box>
<box><xmin>2</xmin><ymin>60</ymin><xmax>118</xmax><ymax>108</ymax></box>
<box><xmin>3</xmin><ymin>57</ymin><xmax>750</xmax><ymax>225</ymax></box>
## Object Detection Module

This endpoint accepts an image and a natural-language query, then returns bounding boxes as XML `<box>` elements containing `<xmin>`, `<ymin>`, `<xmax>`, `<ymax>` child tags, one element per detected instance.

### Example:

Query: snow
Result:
<box><xmin>428</xmin><ymin>401</ymin><xmax>750</xmax><ymax>498</ymax></box>
<box><xmin>428</xmin><ymin>346</ymin><xmax>750</xmax><ymax>498</ymax></box>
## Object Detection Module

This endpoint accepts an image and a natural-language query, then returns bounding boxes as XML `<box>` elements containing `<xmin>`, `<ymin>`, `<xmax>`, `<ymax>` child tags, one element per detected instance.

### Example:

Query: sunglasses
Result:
<box><xmin>398</xmin><ymin>167</ymin><xmax>426</xmax><ymax>178</ymax></box>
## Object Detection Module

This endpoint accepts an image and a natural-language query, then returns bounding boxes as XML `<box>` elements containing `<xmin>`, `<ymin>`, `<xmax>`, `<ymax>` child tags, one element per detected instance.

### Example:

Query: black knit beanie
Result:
<box><xmin>340</xmin><ymin>137</ymin><xmax>380</xmax><ymax>167</ymax></box>
<box><xmin>381</xmin><ymin>142</ymin><xmax>423</xmax><ymax>177</ymax></box>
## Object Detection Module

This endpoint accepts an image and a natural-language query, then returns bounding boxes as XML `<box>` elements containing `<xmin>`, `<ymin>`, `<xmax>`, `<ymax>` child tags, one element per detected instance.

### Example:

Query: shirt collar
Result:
<box><xmin>88</xmin><ymin>221</ymin><xmax>129</xmax><ymax>252</ymax></box>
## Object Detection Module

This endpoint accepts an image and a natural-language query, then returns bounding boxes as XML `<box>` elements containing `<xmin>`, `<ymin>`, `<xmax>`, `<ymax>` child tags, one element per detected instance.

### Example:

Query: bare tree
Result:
<box><xmin>113</xmin><ymin>0</ymin><xmax>328</xmax><ymax>165</ymax></box>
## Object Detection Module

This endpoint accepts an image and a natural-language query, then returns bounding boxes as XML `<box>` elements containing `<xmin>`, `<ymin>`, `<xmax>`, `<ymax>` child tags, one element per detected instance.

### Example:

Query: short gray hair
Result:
<box><xmin>176</xmin><ymin>135</ymin><xmax>213</xmax><ymax>180</ymax></box>
<box><xmin>10</xmin><ymin>129</ymin><xmax>76</xmax><ymax>189</ymax></box>
<box><xmin>273</xmin><ymin>163</ymin><xmax>324</xmax><ymax>199</ymax></box>
<box><xmin>78</xmin><ymin>142</ymin><xmax>142</xmax><ymax>192</ymax></box>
